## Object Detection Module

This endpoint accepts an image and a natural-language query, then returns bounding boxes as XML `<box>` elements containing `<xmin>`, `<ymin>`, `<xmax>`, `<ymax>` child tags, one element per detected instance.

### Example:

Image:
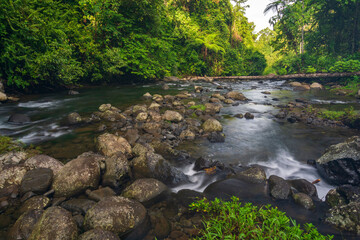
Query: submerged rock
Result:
<box><xmin>52</xmin><ymin>152</ymin><xmax>101</xmax><ymax>197</ymax></box>
<box><xmin>225</xmin><ymin>91</ymin><xmax>247</xmax><ymax>101</ymax></box>
<box><xmin>292</xmin><ymin>193</ymin><xmax>315</xmax><ymax>210</ymax></box>
<box><xmin>316</xmin><ymin>136</ymin><xmax>360</xmax><ymax>185</ymax></box>
<box><xmin>8</xmin><ymin>113</ymin><xmax>30</xmax><ymax>124</ymax></box>
<box><xmin>28</xmin><ymin>206</ymin><xmax>78</xmax><ymax>240</ymax></box>
<box><xmin>207</xmin><ymin>132</ymin><xmax>225</xmax><ymax>143</ymax></box>
<box><xmin>84</xmin><ymin>196</ymin><xmax>147</xmax><ymax>236</ymax></box>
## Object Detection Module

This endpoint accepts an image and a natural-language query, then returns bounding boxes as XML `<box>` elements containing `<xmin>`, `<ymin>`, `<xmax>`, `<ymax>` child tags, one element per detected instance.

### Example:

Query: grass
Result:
<box><xmin>189</xmin><ymin>104</ymin><xmax>206</xmax><ymax>111</ymax></box>
<box><xmin>189</xmin><ymin>197</ymin><xmax>333</xmax><ymax>240</ymax></box>
<box><xmin>318</xmin><ymin>107</ymin><xmax>357</xmax><ymax>121</ymax></box>
<box><xmin>0</xmin><ymin>135</ymin><xmax>24</xmax><ymax>154</ymax></box>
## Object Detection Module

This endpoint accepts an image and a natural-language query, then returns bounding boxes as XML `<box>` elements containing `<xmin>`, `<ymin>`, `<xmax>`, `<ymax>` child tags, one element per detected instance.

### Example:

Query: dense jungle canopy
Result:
<box><xmin>0</xmin><ymin>0</ymin><xmax>359</xmax><ymax>90</ymax></box>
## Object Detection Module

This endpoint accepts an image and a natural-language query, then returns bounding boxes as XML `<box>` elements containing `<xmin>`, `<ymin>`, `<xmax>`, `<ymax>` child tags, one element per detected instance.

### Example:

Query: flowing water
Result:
<box><xmin>1</xmin><ymin>80</ymin><xmax>359</xmax><ymax>238</ymax></box>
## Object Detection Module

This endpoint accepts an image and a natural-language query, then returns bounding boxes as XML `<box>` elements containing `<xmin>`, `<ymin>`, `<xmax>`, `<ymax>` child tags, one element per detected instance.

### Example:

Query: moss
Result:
<box><xmin>0</xmin><ymin>135</ymin><xmax>24</xmax><ymax>154</ymax></box>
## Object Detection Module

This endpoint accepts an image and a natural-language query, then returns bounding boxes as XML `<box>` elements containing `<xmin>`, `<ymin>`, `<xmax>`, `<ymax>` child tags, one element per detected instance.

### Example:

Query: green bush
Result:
<box><xmin>306</xmin><ymin>66</ymin><xmax>317</xmax><ymax>73</ymax></box>
<box><xmin>329</xmin><ymin>60</ymin><xmax>360</xmax><ymax>73</ymax></box>
<box><xmin>190</xmin><ymin>197</ymin><xmax>333</xmax><ymax>240</ymax></box>
<box><xmin>318</xmin><ymin>107</ymin><xmax>357</xmax><ymax>121</ymax></box>
<box><xmin>0</xmin><ymin>136</ymin><xmax>24</xmax><ymax>154</ymax></box>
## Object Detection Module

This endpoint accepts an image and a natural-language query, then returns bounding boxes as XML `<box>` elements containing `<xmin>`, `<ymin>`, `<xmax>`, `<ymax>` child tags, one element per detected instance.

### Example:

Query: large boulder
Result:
<box><xmin>79</xmin><ymin>228</ymin><xmax>120</xmax><ymax>240</ymax></box>
<box><xmin>24</xmin><ymin>155</ymin><xmax>64</xmax><ymax>175</ymax></box>
<box><xmin>97</xmin><ymin>133</ymin><xmax>132</xmax><ymax>157</ymax></box>
<box><xmin>288</xmin><ymin>179</ymin><xmax>318</xmax><ymax>198</ymax></box>
<box><xmin>7</xmin><ymin>210</ymin><xmax>44</xmax><ymax>240</ymax></box>
<box><xmin>316</xmin><ymin>136</ymin><xmax>360</xmax><ymax>185</ymax></box>
<box><xmin>52</xmin><ymin>152</ymin><xmax>101</xmax><ymax>197</ymax></box>
<box><xmin>162</xmin><ymin>110</ymin><xmax>183</xmax><ymax>122</ymax></box>
<box><xmin>202</xmin><ymin>118</ymin><xmax>223</xmax><ymax>132</ymax></box>
<box><xmin>132</xmin><ymin>152</ymin><xmax>187</xmax><ymax>186</ymax></box>
<box><xmin>205</xmin><ymin>103</ymin><xmax>222</xmax><ymax>114</ymax></box>
<box><xmin>102</xmin><ymin>153</ymin><xmax>130</xmax><ymax>188</ymax></box>
<box><xmin>84</xmin><ymin>196</ymin><xmax>147</xmax><ymax>236</ymax></box>
<box><xmin>268</xmin><ymin>175</ymin><xmax>291</xmax><ymax>199</ymax></box>
<box><xmin>225</xmin><ymin>91</ymin><xmax>247</xmax><ymax>101</ymax></box>
<box><xmin>0</xmin><ymin>92</ymin><xmax>7</xmax><ymax>101</ymax></box>
<box><xmin>20</xmin><ymin>168</ymin><xmax>53</xmax><ymax>195</ymax></box>
<box><xmin>28</xmin><ymin>207</ymin><xmax>78</xmax><ymax>240</ymax></box>
<box><xmin>122</xmin><ymin>178</ymin><xmax>168</xmax><ymax>206</ymax></box>
<box><xmin>235</xmin><ymin>166</ymin><xmax>267</xmax><ymax>183</ymax></box>
<box><xmin>310</xmin><ymin>82</ymin><xmax>323</xmax><ymax>89</ymax></box>
<box><xmin>325</xmin><ymin>201</ymin><xmax>360</xmax><ymax>234</ymax></box>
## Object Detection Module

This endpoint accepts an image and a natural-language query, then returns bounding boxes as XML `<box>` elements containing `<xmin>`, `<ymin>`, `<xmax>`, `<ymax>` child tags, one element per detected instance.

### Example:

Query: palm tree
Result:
<box><xmin>263</xmin><ymin>0</ymin><xmax>287</xmax><ymax>18</ymax></box>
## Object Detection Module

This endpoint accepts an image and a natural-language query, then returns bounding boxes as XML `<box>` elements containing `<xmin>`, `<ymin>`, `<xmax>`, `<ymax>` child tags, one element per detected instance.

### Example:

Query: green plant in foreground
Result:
<box><xmin>189</xmin><ymin>104</ymin><xmax>206</xmax><ymax>111</ymax></box>
<box><xmin>190</xmin><ymin>197</ymin><xmax>333</xmax><ymax>240</ymax></box>
<box><xmin>0</xmin><ymin>136</ymin><xmax>24</xmax><ymax>154</ymax></box>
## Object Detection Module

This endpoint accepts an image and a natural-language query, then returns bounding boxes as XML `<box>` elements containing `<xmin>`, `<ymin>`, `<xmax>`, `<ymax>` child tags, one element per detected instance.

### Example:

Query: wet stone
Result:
<box><xmin>86</xmin><ymin>187</ymin><xmax>116</xmax><ymax>202</ymax></box>
<box><xmin>20</xmin><ymin>168</ymin><xmax>53</xmax><ymax>195</ymax></box>
<box><xmin>19</xmin><ymin>196</ymin><xmax>50</xmax><ymax>214</ymax></box>
<box><xmin>61</xmin><ymin>198</ymin><xmax>96</xmax><ymax>215</ymax></box>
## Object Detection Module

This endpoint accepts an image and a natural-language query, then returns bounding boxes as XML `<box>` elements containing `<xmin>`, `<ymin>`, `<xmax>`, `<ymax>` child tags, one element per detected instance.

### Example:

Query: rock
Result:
<box><xmin>209</xmin><ymin>98</ymin><xmax>221</xmax><ymax>103</ymax></box>
<box><xmin>202</xmin><ymin>118</ymin><xmax>223</xmax><ymax>132</ymax></box>
<box><xmin>261</xmin><ymin>91</ymin><xmax>271</xmax><ymax>94</ymax></box>
<box><xmin>148</xmin><ymin>102</ymin><xmax>161</xmax><ymax>110</ymax></box>
<box><xmin>150</xmin><ymin>212</ymin><xmax>171</xmax><ymax>239</ymax></box>
<box><xmin>234</xmin><ymin>113</ymin><xmax>243</xmax><ymax>119</ymax></box>
<box><xmin>0</xmin><ymin>80</ymin><xmax>4</xmax><ymax>92</ymax></box>
<box><xmin>132</xmin><ymin>152</ymin><xmax>187</xmax><ymax>185</ymax></box>
<box><xmin>86</xmin><ymin>187</ymin><xmax>116</xmax><ymax>202</ymax></box>
<box><xmin>52</xmin><ymin>152</ymin><xmax>101</xmax><ymax>198</ymax></box>
<box><xmin>193</xmin><ymin>157</ymin><xmax>213</xmax><ymax>171</ymax></box>
<box><xmin>142</xmin><ymin>122</ymin><xmax>162</xmax><ymax>135</ymax></box>
<box><xmin>79</xmin><ymin>228</ymin><xmax>120</xmax><ymax>240</ymax></box>
<box><xmin>244</xmin><ymin>112</ymin><xmax>254</xmax><ymax>119</ymax></box>
<box><xmin>133</xmin><ymin>104</ymin><xmax>147</xmax><ymax>114</ymax></box>
<box><xmin>98</xmin><ymin>104</ymin><xmax>112</xmax><ymax>112</ymax></box>
<box><xmin>176</xmin><ymin>93</ymin><xmax>189</xmax><ymax>99</ymax></box>
<box><xmin>235</xmin><ymin>166</ymin><xmax>266</xmax><ymax>183</ymax></box>
<box><xmin>225</xmin><ymin>91</ymin><xmax>247</xmax><ymax>101</ymax></box>
<box><xmin>292</xmin><ymin>193</ymin><xmax>315</xmax><ymax>210</ymax></box>
<box><xmin>289</xmin><ymin>82</ymin><xmax>302</xmax><ymax>87</ymax></box>
<box><xmin>68</xmin><ymin>90</ymin><xmax>79</xmax><ymax>95</ymax></box>
<box><xmin>0</xmin><ymin>151</ymin><xmax>27</xmax><ymax>169</ymax></box>
<box><xmin>295</xmin><ymin>84</ymin><xmax>310</xmax><ymax>91</ymax></box>
<box><xmin>162</xmin><ymin>110</ymin><xmax>183</xmax><ymax>122</ymax></box>
<box><xmin>325</xmin><ymin>201</ymin><xmax>360</xmax><ymax>234</ymax></box>
<box><xmin>124</xmin><ymin>128</ymin><xmax>139</xmax><ymax>146</ymax></box>
<box><xmin>102</xmin><ymin>153</ymin><xmax>130</xmax><ymax>188</ymax></box>
<box><xmin>179</xmin><ymin>129</ymin><xmax>195</xmax><ymax>140</ymax></box>
<box><xmin>207</xmin><ymin>132</ymin><xmax>225</xmax><ymax>143</ymax></box>
<box><xmin>24</xmin><ymin>155</ymin><xmax>64</xmax><ymax>175</ymax></box>
<box><xmin>205</xmin><ymin>103</ymin><xmax>222</xmax><ymax>114</ymax></box>
<box><xmin>61</xmin><ymin>198</ymin><xmax>96</xmax><ymax>215</ymax></box>
<box><xmin>194</xmin><ymin>86</ymin><xmax>203</xmax><ymax>93</ymax></box>
<box><xmin>0</xmin><ymin>92</ymin><xmax>7</xmax><ymax>101</ymax></box>
<box><xmin>164</xmin><ymin>76</ymin><xmax>179</xmax><ymax>82</ymax></box>
<box><xmin>288</xmin><ymin>179</ymin><xmax>318</xmax><ymax>198</ymax></box>
<box><xmin>8</xmin><ymin>113</ymin><xmax>30</xmax><ymax>124</ymax></box>
<box><xmin>316</xmin><ymin>136</ymin><xmax>360</xmax><ymax>185</ymax></box>
<box><xmin>162</xmin><ymin>84</ymin><xmax>170</xmax><ymax>90</ymax></box>
<box><xmin>97</xmin><ymin>133</ymin><xmax>132</xmax><ymax>157</ymax></box>
<box><xmin>143</xmin><ymin>92</ymin><xmax>152</xmax><ymax>100</ymax></box>
<box><xmin>28</xmin><ymin>206</ymin><xmax>78</xmax><ymax>240</ymax></box>
<box><xmin>268</xmin><ymin>175</ymin><xmax>291</xmax><ymax>199</ymax></box>
<box><xmin>84</xmin><ymin>196</ymin><xmax>147</xmax><ymax>236</ymax></box>
<box><xmin>20</xmin><ymin>168</ymin><xmax>53</xmax><ymax>195</ymax></box>
<box><xmin>122</xmin><ymin>178</ymin><xmax>168</xmax><ymax>206</ymax></box>
<box><xmin>67</xmin><ymin>112</ymin><xmax>82</xmax><ymax>125</ymax></box>
<box><xmin>310</xmin><ymin>82</ymin><xmax>323</xmax><ymax>89</ymax></box>
<box><xmin>152</xmin><ymin>94</ymin><xmax>163</xmax><ymax>103</ymax></box>
<box><xmin>19</xmin><ymin>196</ymin><xmax>50</xmax><ymax>214</ymax></box>
<box><xmin>7</xmin><ymin>209</ymin><xmax>44</xmax><ymax>240</ymax></box>
<box><xmin>136</xmin><ymin>112</ymin><xmax>148</xmax><ymax>122</ymax></box>
<box><xmin>8</xmin><ymin>96</ymin><xmax>20</xmax><ymax>102</ymax></box>
<box><xmin>326</xmin><ymin>188</ymin><xmax>346</xmax><ymax>208</ymax></box>
<box><xmin>0</xmin><ymin>165</ymin><xmax>27</xmax><ymax>189</ymax></box>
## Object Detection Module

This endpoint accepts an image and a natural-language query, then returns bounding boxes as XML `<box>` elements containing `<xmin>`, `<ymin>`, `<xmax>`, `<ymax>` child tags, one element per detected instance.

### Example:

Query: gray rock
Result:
<box><xmin>244</xmin><ymin>112</ymin><xmax>254</xmax><ymax>119</ymax></box>
<box><xmin>97</xmin><ymin>133</ymin><xmax>132</xmax><ymax>157</ymax></box>
<box><xmin>8</xmin><ymin>113</ymin><xmax>30</xmax><ymax>124</ymax></box>
<box><xmin>207</xmin><ymin>132</ymin><xmax>225</xmax><ymax>143</ymax></box>
<box><xmin>288</xmin><ymin>179</ymin><xmax>318</xmax><ymax>198</ymax></box>
<box><xmin>102</xmin><ymin>153</ymin><xmax>130</xmax><ymax>188</ymax></box>
<box><xmin>79</xmin><ymin>228</ymin><xmax>120</xmax><ymax>240</ymax></box>
<box><xmin>0</xmin><ymin>165</ymin><xmax>27</xmax><ymax>189</ymax></box>
<box><xmin>268</xmin><ymin>175</ymin><xmax>291</xmax><ymax>199</ymax></box>
<box><xmin>24</xmin><ymin>154</ymin><xmax>64</xmax><ymax>175</ymax></box>
<box><xmin>132</xmin><ymin>152</ymin><xmax>188</xmax><ymax>186</ymax></box>
<box><xmin>225</xmin><ymin>91</ymin><xmax>247</xmax><ymax>101</ymax></box>
<box><xmin>0</xmin><ymin>151</ymin><xmax>27</xmax><ymax>169</ymax></box>
<box><xmin>236</xmin><ymin>166</ymin><xmax>266</xmax><ymax>183</ymax></box>
<box><xmin>122</xmin><ymin>178</ymin><xmax>168</xmax><ymax>206</ymax></box>
<box><xmin>52</xmin><ymin>152</ymin><xmax>101</xmax><ymax>197</ymax></box>
<box><xmin>86</xmin><ymin>187</ymin><xmax>116</xmax><ymax>202</ymax></box>
<box><xmin>67</xmin><ymin>112</ymin><xmax>82</xmax><ymax>125</ymax></box>
<box><xmin>61</xmin><ymin>198</ymin><xmax>96</xmax><ymax>215</ymax></box>
<box><xmin>325</xmin><ymin>201</ymin><xmax>360</xmax><ymax>234</ymax></box>
<box><xmin>68</xmin><ymin>90</ymin><xmax>79</xmax><ymax>95</ymax></box>
<box><xmin>84</xmin><ymin>196</ymin><xmax>146</xmax><ymax>236</ymax></box>
<box><xmin>179</xmin><ymin>129</ymin><xmax>196</xmax><ymax>140</ymax></box>
<box><xmin>28</xmin><ymin>206</ymin><xmax>78</xmax><ymax>240</ymax></box>
<box><xmin>19</xmin><ymin>196</ymin><xmax>50</xmax><ymax>214</ymax></box>
<box><xmin>292</xmin><ymin>193</ymin><xmax>315</xmax><ymax>210</ymax></box>
<box><xmin>8</xmin><ymin>209</ymin><xmax>43</xmax><ymax>240</ymax></box>
<box><xmin>316</xmin><ymin>136</ymin><xmax>360</xmax><ymax>185</ymax></box>
<box><xmin>20</xmin><ymin>168</ymin><xmax>53</xmax><ymax>195</ymax></box>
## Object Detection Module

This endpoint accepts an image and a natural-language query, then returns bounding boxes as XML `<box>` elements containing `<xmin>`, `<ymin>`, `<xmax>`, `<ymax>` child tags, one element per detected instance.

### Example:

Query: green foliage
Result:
<box><xmin>0</xmin><ymin>0</ymin><xmax>266</xmax><ymax>90</ymax></box>
<box><xmin>190</xmin><ymin>197</ymin><xmax>333</xmax><ymax>240</ymax></box>
<box><xmin>306</xmin><ymin>66</ymin><xmax>317</xmax><ymax>73</ymax></box>
<box><xmin>189</xmin><ymin>104</ymin><xmax>206</xmax><ymax>111</ymax></box>
<box><xmin>0</xmin><ymin>136</ymin><xmax>24</xmax><ymax>154</ymax></box>
<box><xmin>329</xmin><ymin>60</ymin><xmax>360</xmax><ymax>73</ymax></box>
<box><xmin>318</xmin><ymin>107</ymin><xmax>357</xmax><ymax>121</ymax></box>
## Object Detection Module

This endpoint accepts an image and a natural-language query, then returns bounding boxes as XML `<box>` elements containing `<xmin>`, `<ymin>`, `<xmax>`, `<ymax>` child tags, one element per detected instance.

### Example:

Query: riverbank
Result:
<box><xmin>1</xmin><ymin>79</ymin><xmax>360</xmax><ymax>239</ymax></box>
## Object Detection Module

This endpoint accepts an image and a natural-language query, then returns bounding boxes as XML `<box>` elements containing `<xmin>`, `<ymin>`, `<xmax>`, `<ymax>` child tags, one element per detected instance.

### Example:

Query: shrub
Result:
<box><xmin>329</xmin><ymin>60</ymin><xmax>360</xmax><ymax>73</ymax></box>
<box><xmin>190</xmin><ymin>197</ymin><xmax>333</xmax><ymax>240</ymax></box>
<box><xmin>306</xmin><ymin>66</ymin><xmax>317</xmax><ymax>73</ymax></box>
<box><xmin>0</xmin><ymin>136</ymin><xmax>23</xmax><ymax>154</ymax></box>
